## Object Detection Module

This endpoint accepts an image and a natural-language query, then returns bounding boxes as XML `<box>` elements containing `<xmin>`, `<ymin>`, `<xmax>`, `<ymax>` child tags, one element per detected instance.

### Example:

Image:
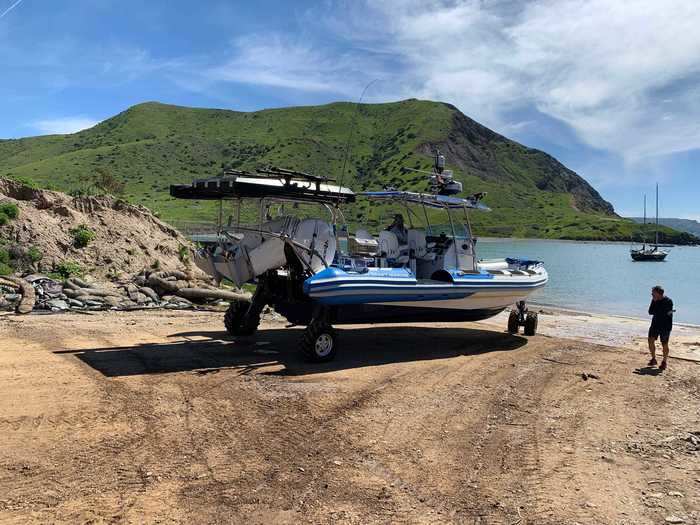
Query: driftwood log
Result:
<box><xmin>0</xmin><ymin>276</ymin><xmax>36</xmax><ymax>314</ymax></box>
<box><xmin>176</xmin><ymin>287</ymin><xmax>249</xmax><ymax>302</ymax></box>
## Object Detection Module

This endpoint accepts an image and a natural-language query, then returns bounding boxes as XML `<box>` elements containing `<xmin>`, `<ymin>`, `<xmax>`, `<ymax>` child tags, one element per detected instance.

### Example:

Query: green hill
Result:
<box><xmin>630</xmin><ymin>217</ymin><xmax>700</xmax><ymax>238</ymax></box>
<box><xmin>1</xmin><ymin>99</ymin><xmax>697</xmax><ymax>244</ymax></box>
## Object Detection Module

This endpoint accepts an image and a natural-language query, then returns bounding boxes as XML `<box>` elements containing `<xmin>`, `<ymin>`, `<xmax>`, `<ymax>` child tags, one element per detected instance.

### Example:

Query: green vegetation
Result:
<box><xmin>54</xmin><ymin>261</ymin><xmax>83</xmax><ymax>279</ymax></box>
<box><xmin>0</xmin><ymin>242</ymin><xmax>42</xmax><ymax>275</ymax></box>
<box><xmin>0</xmin><ymin>202</ymin><xmax>19</xmax><ymax>219</ymax></box>
<box><xmin>0</xmin><ymin>202</ymin><xmax>19</xmax><ymax>226</ymax></box>
<box><xmin>27</xmin><ymin>246</ymin><xmax>43</xmax><ymax>264</ymax></box>
<box><xmin>0</xmin><ymin>99</ymin><xmax>696</xmax><ymax>243</ymax></box>
<box><xmin>69</xmin><ymin>224</ymin><xmax>96</xmax><ymax>248</ymax></box>
<box><xmin>177</xmin><ymin>244</ymin><xmax>190</xmax><ymax>264</ymax></box>
<box><xmin>0</xmin><ymin>246</ymin><xmax>11</xmax><ymax>275</ymax></box>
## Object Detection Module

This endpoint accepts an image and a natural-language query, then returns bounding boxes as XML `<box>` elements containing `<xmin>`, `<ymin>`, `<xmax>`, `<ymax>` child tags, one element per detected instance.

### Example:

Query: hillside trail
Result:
<box><xmin>0</xmin><ymin>310</ymin><xmax>698</xmax><ymax>524</ymax></box>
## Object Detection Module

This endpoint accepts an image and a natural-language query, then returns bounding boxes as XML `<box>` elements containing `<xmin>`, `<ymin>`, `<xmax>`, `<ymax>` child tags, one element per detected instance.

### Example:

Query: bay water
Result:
<box><xmin>476</xmin><ymin>238</ymin><xmax>700</xmax><ymax>325</ymax></box>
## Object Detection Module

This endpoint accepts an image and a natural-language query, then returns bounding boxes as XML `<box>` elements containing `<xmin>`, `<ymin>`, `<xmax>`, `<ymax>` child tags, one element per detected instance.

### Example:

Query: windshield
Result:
<box><xmin>426</xmin><ymin>223</ymin><xmax>471</xmax><ymax>239</ymax></box>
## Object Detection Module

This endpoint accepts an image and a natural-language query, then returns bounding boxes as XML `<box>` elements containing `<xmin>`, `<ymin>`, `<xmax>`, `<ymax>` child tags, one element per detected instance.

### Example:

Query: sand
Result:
<box><xmin>0</xmin><ymin>308</ymin><xmax>698</xmax><ymax>524</ymax></box>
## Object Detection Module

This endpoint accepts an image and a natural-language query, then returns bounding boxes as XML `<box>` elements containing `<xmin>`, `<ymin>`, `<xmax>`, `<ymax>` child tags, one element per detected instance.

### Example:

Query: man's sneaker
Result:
<box><xmin>659</xmin><ymin>360</ymin><xmax>667</xmax><ymax>371</ymax></box>
<box><xmin>648</xmin><ymin>358</ymin><xmax>658</xmax><ymax>367</ymax></box>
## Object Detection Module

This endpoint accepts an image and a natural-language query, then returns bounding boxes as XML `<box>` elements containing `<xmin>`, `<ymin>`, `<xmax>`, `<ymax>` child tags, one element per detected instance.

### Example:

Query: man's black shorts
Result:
<box><xmin>649</xmin><ymin>325</ymin><xmax>671</xmax><ymax>344</ymax></box>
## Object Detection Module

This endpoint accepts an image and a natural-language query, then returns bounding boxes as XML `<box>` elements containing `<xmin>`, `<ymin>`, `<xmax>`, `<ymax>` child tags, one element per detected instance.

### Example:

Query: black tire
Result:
<box><xmin>507</xmin><ymin>310</ymin><xmax>520</xmax><ymax>334</ymax></box>
<box><xmin>299</xmin><ymin>321</ymin><xmax>338</xmax><ymax>362</ymax></box>
<box><xmin>224</xmin><ymin>299</ymin><xmax>259</xmax><ymax>336</ymax></box>
<box><xmin>524</xmin><ymin>312</ymin><xmax>538</xmax><ymax>336</ymax></box>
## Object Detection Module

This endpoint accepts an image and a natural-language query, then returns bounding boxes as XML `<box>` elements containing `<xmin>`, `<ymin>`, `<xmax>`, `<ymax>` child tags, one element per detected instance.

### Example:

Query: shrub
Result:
<box><xmin>0</xmin><ymin>262</ymin><xmax>12</xmax><ymax>276</ymax></box>
<box><xmin>0</xmin><ymin>247</ymin><xmax>9</xmax><ymax>264</ymax></box>
<box><xmin>177</xmin><ymin>245</ymin><xmax>190</xmax><ymax>264</ymax></box>
<box><xmin>70</xmin><ymin>224</ymin><xmax>96</xmax><ymax>248</ymax></box>
<box><xmin>0</xmin><ymin>213</ymin><xmax>8</xmax><ymax>226</ymax></box>
<box><xmin>55</xmin><ymin>261</ymin><xmax>83</xmax><ymax>278</ymax></box>
<box><xmin>27</xmin><ymin>246</ymin><xmax>43</xmax><ymax>264</ymax></box>
<box><xmin>0</xmin><ymin>203</ymin><xmax>19</xmax><ymax>220</ymax></box>
<box><xmin>9</xmin><ymin>176</ymin><xmax>39</xmax><ymax>189</ymax></box>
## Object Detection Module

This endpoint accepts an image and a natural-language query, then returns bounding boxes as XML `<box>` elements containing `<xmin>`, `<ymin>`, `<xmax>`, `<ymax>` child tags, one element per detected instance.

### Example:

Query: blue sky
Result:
<box><xmin>1</xmin><ymin>0</ymin><xmax>698</xmax><ymax>220</ymax></box>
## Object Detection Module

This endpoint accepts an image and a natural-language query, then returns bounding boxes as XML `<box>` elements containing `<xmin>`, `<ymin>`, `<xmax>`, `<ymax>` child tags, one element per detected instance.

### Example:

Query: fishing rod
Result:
<box><xmin>336</xmin><ymin>79</ymin><xmax>379</xmax><ymax>206</ymax></box>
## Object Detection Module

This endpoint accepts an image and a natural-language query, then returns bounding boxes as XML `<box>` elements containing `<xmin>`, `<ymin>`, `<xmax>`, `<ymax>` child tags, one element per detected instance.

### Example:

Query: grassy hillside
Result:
<box><xmin>1</xmin><ymin>100</ymin><xmax>697</xmax><ymax>244</ymax></box>
<box><xmin>630</xmin><ymin>217</ymin><xmax>700</xmax><ymax>238</ymax></box>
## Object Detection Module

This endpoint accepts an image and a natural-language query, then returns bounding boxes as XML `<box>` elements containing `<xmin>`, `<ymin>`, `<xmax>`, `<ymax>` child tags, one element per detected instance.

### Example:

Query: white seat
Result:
<box><xmin>408</xmin><ymin>229</ymin><xmax>427</xmax><ymax>259</ymax></box>
<box><xmin>378</xmin><ymin>231</ymin><xmax>400</xmax><ymax>259</ymax></box>
<box><xmin>378</xmin><ymin>231</ymin><xmax>409</xmax><ymax>265</ymax></box>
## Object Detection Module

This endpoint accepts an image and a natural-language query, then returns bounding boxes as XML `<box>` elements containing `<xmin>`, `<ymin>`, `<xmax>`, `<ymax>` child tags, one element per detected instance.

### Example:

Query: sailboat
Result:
<box><xmin>630</xmin><ymin>184</ymin><xmax>669</xmax><ymax>261</ymax></box>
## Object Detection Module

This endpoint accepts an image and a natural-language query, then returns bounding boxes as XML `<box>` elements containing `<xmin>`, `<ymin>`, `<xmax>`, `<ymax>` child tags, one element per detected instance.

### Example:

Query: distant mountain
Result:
<box><xmin>0</xmin><ymin>99</ymin><xmax>697</xmax><ymax>244</ymax></box>
<box><xmin>630</xmin><ymin>217</ymin><xmax>700</xmax><ymax>237</ymax></box>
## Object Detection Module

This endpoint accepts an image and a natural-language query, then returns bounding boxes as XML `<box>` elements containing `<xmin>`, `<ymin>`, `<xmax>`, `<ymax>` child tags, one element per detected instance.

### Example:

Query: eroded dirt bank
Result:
<box><xmin>1</xmin><ymin>310</ymin><xmax>698</xmax><ymax>524</ymax></box>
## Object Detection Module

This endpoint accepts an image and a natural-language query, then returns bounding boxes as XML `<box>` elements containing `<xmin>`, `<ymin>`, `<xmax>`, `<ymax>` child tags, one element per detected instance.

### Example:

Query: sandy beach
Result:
<box><xmin>0</xmin><ymin>308</ymin><xmax>698</xmax><ymax>524</ymax></box>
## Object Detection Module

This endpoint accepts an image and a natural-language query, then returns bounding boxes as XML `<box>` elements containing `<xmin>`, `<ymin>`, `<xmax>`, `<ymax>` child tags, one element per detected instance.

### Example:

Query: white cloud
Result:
<box><xmin>346</xmin><ymin>0</ymin><xmax>700</xmax><ymax>162</ymax></box>
<box><xmin>203</xmin><ymin>35</ymin><xmax>389</xmax><ymax>98</ymax></box>
<box><xmin>32</xmin><ymin>117</ymin><xmax>99</xmax><ymax>135</ymax></box>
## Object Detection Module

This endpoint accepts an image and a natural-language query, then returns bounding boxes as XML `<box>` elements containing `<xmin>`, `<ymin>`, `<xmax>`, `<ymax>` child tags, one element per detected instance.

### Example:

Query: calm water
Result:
<box><xmin>476</xmin><ymin>239</ymin><xmax>700</xmax><ymax>325</ymax></box>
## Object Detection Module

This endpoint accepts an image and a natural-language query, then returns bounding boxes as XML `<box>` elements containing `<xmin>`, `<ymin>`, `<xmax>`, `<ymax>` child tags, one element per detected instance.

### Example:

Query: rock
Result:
<box><xmin>47</xmin><ymin>299</ymin><xmax>69</xmax><ymax>310</ymax></box>
<box><xmin>4</xmin><ymin>294</ymin><xmax>20</xmax><ymax>301</ymax></box>
<box><xmin>102</xmin><ymin>296</ymin><xmax>121</xmax><ymax>307</ymax></box>
<box><xmin>24</xmin><ymin>274</ymin><xmax>50</xmax><ymax>283</ymax></box>
<box><xmin>665</xmin><ymin>516</ymin><xmax>686</xmax><ymax>524</ymax></box>
<box><xmin>668</xmin><ymin>491</ymin><xmax>684</xmax><ymax>497</ymax></box>
<box><xmin>68</xmin><ymin>299</ymin><xmax>84</xmax><ymax>308</ymax></box>
<box><xmin>139</xmin><ymin>286</ymin><xmax>160</xmax><ymax>302</ymax></box>
<box><xmin>125</xmin><ymin>283</ymin><xmax>139</xmax><ymax>300</ymax></box>
<box><xmin>85</xmin><ymin>300</ymin><xmax>104</xmax><ymax>307</ymax></box>
<box><xmin>134</xmin><ymin>292</ymin><xmax>150</xmax><ymax>304</ymax></box>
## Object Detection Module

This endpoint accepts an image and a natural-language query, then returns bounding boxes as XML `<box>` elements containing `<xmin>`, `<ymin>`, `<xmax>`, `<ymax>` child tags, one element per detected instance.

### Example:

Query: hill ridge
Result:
<box><xmin>1</xmin><ymin>99</ymin><xmax>697</xmax><ymax>244</ymax></box>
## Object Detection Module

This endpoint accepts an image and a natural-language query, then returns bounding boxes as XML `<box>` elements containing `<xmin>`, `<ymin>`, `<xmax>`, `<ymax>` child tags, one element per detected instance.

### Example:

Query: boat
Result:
<box><xmin>170</xmin><ymin>154</ymin><xmax>548</xmax><ymax>361</ymax></box>
<box><xmin>630</xmin><ymin>184</ymin><xmax>669</xmax><ymax>261</ymax></box>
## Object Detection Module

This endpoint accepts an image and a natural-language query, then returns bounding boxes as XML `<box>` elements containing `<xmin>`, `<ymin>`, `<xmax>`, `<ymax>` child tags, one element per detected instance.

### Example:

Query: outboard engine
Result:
<box><xmin>195</xmin><ymin>218</ymin><xmax>336</xmax><ymax>287</ymax></box>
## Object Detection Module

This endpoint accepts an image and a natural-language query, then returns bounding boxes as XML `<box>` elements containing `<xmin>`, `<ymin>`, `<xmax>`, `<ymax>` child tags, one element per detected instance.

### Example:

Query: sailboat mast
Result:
<box><xmin>655</xmin><ymin>183</ymin><xmax>659</xmax><ymax>246</ymax></box>
<box><xmin>643</xmin><ymin>194</ymin><xmax>647</xmax><ymax>248</ymax></box>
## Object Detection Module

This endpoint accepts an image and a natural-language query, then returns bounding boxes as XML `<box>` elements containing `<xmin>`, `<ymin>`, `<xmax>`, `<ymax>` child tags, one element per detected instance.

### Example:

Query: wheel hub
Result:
<box><xmin>315</xmin><ymin>333</ymin><xmax>333</xmax><ymax>357</ymax></box>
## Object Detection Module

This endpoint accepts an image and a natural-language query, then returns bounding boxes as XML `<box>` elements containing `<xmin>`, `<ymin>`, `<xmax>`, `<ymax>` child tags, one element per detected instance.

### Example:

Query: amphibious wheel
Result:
<box><xmin>524</xmin><ymin>312</ymin><xmax>538</xmax><ymax>336</ymax></box>
<box><xmin>299</xmin><ymin>321</ymin><xmax>338</xmax><ymax>362</ymax></box>
<box><xmin>224</xmin><ymin>299</ymin><xmax>259</xmax><ymax>336</ymax></box>
<box><xmin>507</xmin><ymin>310</ymin><xmax>520</xmax><ymax>334</ymax></box>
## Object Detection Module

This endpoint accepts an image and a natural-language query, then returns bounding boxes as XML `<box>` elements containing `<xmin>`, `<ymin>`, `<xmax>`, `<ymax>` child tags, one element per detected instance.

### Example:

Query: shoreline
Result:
<box><xmin>530</xmin><ymin>302</ymin><xmax>700</xmax><ymax>329</ymax></box>
<box><xmin>476</xmin><ymin>236</ymin><xmax>699</xmax><ymax>246</ymax></box>
<box><xmin>479</xmin><ymin>305</ymin><xmax>700</xmax><ymax>362</ymax></box>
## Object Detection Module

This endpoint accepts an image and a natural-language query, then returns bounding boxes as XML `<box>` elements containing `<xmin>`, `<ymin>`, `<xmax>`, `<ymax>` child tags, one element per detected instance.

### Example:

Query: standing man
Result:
<box><xmin>647</xmin><ymin>285</ymin><xmax>674</xmax><ymax>371</ymax></box>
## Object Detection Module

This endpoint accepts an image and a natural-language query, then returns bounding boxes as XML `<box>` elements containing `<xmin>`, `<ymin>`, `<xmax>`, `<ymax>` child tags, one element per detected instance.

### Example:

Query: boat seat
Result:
<box><xmin>378</xmin><ymin>231</ymin><xmax>409</xmax><ymax>266</ymax></box>
<box><xmin>408</xmin><ymin>229</ymin><xmax>435</xmax><ymax>260</ymax></box>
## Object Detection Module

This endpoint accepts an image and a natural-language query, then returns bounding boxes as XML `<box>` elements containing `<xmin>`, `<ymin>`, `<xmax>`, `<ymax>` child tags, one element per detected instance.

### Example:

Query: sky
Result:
<box><xmin>0</xmin><ymin>0</ymin><xmax>698</xmax><ymax>220</ymax></box>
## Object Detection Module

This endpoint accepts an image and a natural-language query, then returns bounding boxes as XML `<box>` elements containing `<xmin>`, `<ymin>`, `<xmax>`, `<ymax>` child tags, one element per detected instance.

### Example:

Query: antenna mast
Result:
<box><xmin>655</xmin><ymin>183</ymin><xmax>659</xmax><ymax>246</ymax></box>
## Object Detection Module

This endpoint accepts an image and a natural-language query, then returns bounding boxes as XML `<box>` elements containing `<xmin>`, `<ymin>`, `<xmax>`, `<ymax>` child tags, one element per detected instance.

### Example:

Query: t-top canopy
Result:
<box><xmin>361</xmin><ymin>190</ymin><xmax>490</xmax><ymax>211</ymax></box>
<box><xmin>170</xmin><ymin>173</ymin><xmax>356</xmax><ymax>204</ymax></box>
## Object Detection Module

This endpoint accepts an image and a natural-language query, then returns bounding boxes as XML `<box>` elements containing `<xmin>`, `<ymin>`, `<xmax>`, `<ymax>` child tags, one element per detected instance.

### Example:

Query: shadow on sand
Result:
<box><xmin>53</xmin><ymin>326</ymin><xmax>528</xmax><ymax>378</ymax></box>
<box><xmin>633</xmin><ymin>366</ymin><xmax>663</xmax><ymax>377</ymax></box>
